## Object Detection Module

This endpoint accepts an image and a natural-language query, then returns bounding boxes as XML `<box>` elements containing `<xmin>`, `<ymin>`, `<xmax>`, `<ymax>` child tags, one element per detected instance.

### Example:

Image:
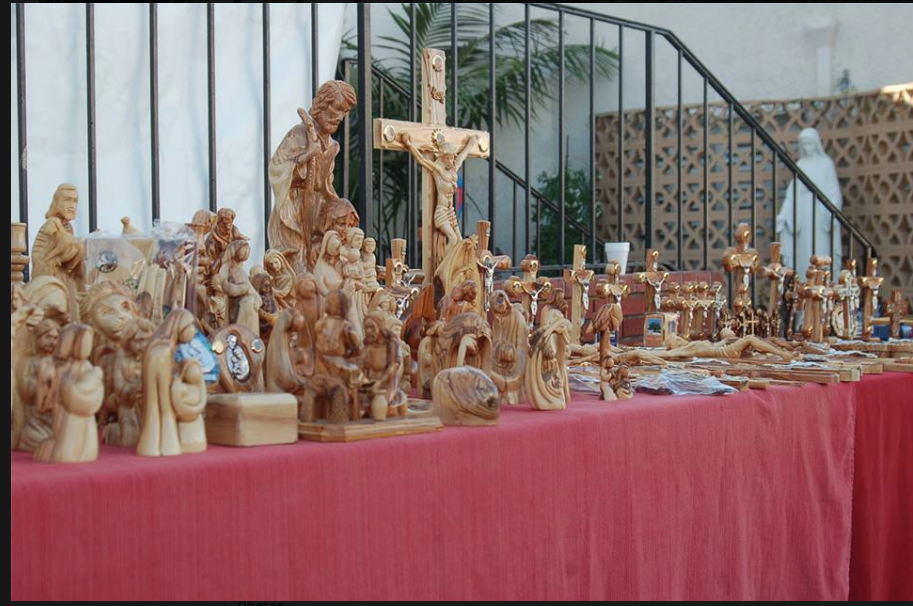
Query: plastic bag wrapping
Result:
<box><xmin>84</xmin><ymin>221</ymin><xmax>198</xmax><ymax>320</ymax></box>
<box><xmin>633</xmin><ymin>369</ymin><xmax>737</xmax><ymax>396</ymax></box>
<box><xmin>567</xmin><ymin>368</ymin><xmax>601</xmax><ymax>394</ymax></box>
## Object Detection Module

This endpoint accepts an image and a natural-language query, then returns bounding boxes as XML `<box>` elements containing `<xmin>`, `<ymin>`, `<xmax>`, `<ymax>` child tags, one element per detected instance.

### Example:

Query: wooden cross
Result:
<box><xmin>709</xmin><ymin>282</ymin><xmax>726</xmax><ymax>340</ymax></box>
<box><xmin>661</xmin><ymin>282</ymin><xmax>683</xmax><ymax>331</ymax></box>
<box><xmin>474</xmin><ymin>220</ymin><xmax>511</xmax><ymax>313</ymax></box>
<box><xmin>505</xmin><ymin>255</ymin><xmax>551</xmax><ymax>331</ymax></box>
<box><xmin>374</xmin><ymin>49</ymin><xmax>490</xmax><ymax>286</ymax></box>
<box><xmin>722</xmin><ymin>223</ymin><xmax>760</xmax><ymax>303</ymax></box>
<box><xmin>756</xmin><ymin>242</ymin><xmax>794</xmax><ymax>320</ymax></box>
<box><xmin>635</xmin><ymin>249</ymin><xmax>669</xmax><ymax>314</ymax></box>
<box><xmin>678</xmin><ymin>282</ymin><xmax>697</xmax><ymax>338</ymax></box>
<box><xmin>691</xmin><ymin>282</ymin><xmax>711</xmax><ymax>340</ymax></box>
<box><xmin>563</xmin><ymin>245</ymin><xmax>595</xmax><ymax>345</ymax></box>
<box><xmin>885</xmin><ymin>289</ymin><xmax>910</xmax><ymax>339</ymax></box>
<box><xmin>858</xmin><ymin>258</ymin><xmax>885</xmax><ymax>341</ymax></box>
<box><xmin>800</xmin><ymin>256</ymin><xmax>832</xmax><ymax>342</ymax></box>
<box><xmin>832</xmin><ymin>260</ymin><xmax>861</xmax><ymax>339</ymax></box>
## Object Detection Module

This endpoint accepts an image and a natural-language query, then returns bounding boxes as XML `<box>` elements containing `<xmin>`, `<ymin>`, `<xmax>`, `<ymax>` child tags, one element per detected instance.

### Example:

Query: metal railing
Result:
<box><xmin>12</xmin><ymin>3</ymin><xmax>877</xmax><ymax>288</ymax></box>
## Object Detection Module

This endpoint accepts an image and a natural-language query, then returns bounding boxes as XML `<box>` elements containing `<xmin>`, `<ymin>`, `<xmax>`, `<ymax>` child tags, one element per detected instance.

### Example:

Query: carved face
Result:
<box><xmin>92</xmin><ymin>294</ymin><xmax>136</xmax><ymax>343</ymax></box>
<box><xmin>364</xmin><ymin>317</ymin><xmax>382</xmax><ymax>344</ymax></box>
<box><xmin>217</xmin><ymin>209</ymin><xmax>235</xmax><ymax>229</ymax></box>
<box><xmin>35</xmin><ymin>324</ymin><xmax>60</xmax><ymax>356</ymax></box>
<box><xmin>442</xmin><ymin>153</ymin><xmax>456</xmax><ymax>171</ymax></box>
<box><xmin>53</xmin><ymin>188</ymin><xmax>79</xmax><ymax>221</ymax></box>
<box><xmin>364</xmin><ymin>238</ymin><xmax>376</xmax><ymax>255</ymax></box>
<box><xmin>267</xmin><ymin>257</ymin><xmax>282</xmax><ymax>274</ymax></box>
<box><xmin>490</xmin><ymin>291</ymin><xmax>511</xmax><ymax>316</ymax></box>
<box><xmin>314</xmin><ymin>101</ymin><xmax>348</xmax><ymax>135</ymax></box>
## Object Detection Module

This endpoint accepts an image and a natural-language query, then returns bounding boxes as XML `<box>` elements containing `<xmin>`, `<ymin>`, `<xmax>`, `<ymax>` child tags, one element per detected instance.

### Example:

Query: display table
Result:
<box><xmin>11</xmin><ymin>374</ymin><xmax>911</xmax><ymax>601</ymax></box>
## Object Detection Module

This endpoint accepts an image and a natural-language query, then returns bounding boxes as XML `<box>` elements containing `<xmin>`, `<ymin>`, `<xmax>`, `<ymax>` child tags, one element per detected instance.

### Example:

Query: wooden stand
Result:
<box><xmin>11</xmin><ymin>223</ymin><xmax>29</xmax><ymax>284</ymax></box>
<box><xmin>299</xmin><ymin>410</ymin><xmax>443</xmax><ymax>443</ymax></box>
<box><xmin>206</xmin><ymin>394</ymin><xmax>298</xmax><ymax>447</ymax></box>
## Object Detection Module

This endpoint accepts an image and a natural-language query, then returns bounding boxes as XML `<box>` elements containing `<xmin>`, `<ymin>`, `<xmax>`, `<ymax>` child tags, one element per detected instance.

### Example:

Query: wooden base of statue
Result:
<box><xmin>298</xmin><ymin>409</ymin><xmax>443</xmax><ymax>443</ymax></box>
<box><xmin>206</xmin><ymin>394</ymin><xmax>298</xmax><ymax>447</ymax></box>
<box><xmin>11</xmin><ymin>223</ymin><xmax>29</xmax><ymax>284</ymax></box>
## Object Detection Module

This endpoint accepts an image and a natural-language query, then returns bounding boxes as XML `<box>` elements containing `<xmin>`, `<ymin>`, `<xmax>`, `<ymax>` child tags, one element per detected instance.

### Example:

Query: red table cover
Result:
<box><xmin>11</xmin><ymin>374</ymin><xmax>909</xmax><ymax>601</ymax></box>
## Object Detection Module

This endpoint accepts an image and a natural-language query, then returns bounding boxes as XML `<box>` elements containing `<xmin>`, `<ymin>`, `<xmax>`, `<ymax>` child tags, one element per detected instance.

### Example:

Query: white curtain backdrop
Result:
<box><xmin>10</xmin><ymin>3</ymin><xmax>347</xmax><ymax>259</ymax></box>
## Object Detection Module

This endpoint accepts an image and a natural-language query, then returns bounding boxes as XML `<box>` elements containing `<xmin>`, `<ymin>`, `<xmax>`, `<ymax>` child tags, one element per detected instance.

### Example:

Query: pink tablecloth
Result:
<box><xmin>13</xmin><ymin>373</ymin><xmax>894</xmax><ymax>601</ymax></box>
<box><xmin>849</xmin><ymin>373</ymin><xmax>913</xmax><ymax>601</ymax></box>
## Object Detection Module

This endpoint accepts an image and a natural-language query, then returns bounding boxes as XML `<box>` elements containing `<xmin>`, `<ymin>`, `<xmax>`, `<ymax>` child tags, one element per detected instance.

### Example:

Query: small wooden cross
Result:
<box><xmin>635</xmin><ymin>249</ymin><xmax>669</xmax><ymax>314</ymax></box>
<box><xmin>857</xmin><ymin>258</ymin><xmax>885</xmax><ymax>341</ymax></box>
<box><xmin>884</xmin><ymin>289</ymin><xmax>911</xmax><ymax>339</ymax></box>
<box><xmin>474</xmin><ymin>220</ymin><xmax>511</xmax><ymax>313</ymax></box>
<box><xmin>505</xmin><ymin>255</ymin><xmax>552</xmax><ymax>331</ymax></box>
<box><xmin>563</xmin><ymin>244</ymin><xmax>595</xmax><ymax>345</ymax></box>
<box><xmin>722</xmin><ymin>223</ymin><xmax>760</xmax><ymax>298</ymax></box>
<box><xmin>756</xmin><ymin>242</ymin><xmax>794</xmax><ymax>325</ymax></box>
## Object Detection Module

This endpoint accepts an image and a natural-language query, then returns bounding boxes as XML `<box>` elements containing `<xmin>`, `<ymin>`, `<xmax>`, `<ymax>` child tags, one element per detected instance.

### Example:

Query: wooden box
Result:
<box><xmin>206</xmin><ymin>394</ymin><xmax>298</xmax><ymax>447</ymax></box>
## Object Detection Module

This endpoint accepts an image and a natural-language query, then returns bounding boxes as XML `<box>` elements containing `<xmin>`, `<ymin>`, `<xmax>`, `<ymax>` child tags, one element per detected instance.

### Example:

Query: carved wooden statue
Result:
<box><xmin>440</xmin><ymin>280</ymin><xmax>479</xmax><ymax>323</ymax></box>
<box><xmin>263</xmin><ymin>249</ymin><xmax>298</xmax><ymax>310</ymax></box>
<box><xmin>433</xmin><ymin>367</ymin><xmax>500</xmax><ymax>427</ymax></box>
<box><xmin>79</xmin><ymin>281</ymin><xmax>152</xmax><ymax>447</ymax></box>
<box><xmin>490</xmin><ymin>290</ymin><xmax>529</xmax><ymax>406</ymax></box>
<box><xmin>307</xmin><ymin>290</ymin><xmax>364</xmax><ymax>424</ymax></box>
<box><xmin>636</xmin><ymin>249</ymin><xmax>669</xmax><ymax>314</ymax></box>
<box><xmin>661</xmin><ymin>333</ymin><xmax>798</xmax><ymax>362</ymax></box>
<box><xmin>526</xmin><ymin>309</ymin><xmax>573</xmax><ymax>411</ymax></box>
<box><xmin>12</xmin><ymin>317</ymin><xmax>59</xmax><ymax>453</ymax></box>
<box><xmin>33</xmin><ymin>324</ymin><xmax>105</xmax><ymax>464</ymax></box>
<box><xmin>588</xmin><ymin>292</ymin><xmax>624</xmax><ymax>363</ymax></box>
<box><xmin>314</xmin><ymin>230</ymin><xmax>345</xmax><ymax>299</ymax></box>
<box><xmin>563</xmin><ymin>245</ymin><xmax>595</xmax><ymax>345</ymax></box>
<box><xmin>269</xmin><ymin>80</ymin><xmax>358</xmax><ymax>271</ymax></box>
<box><xmin>430</xmin><ymin>313</ymin><xmax>493</xmax><ymax>377</ymax></box>
<box><xmin>31</xmin><ymin>184</ymin><xmax>83</xmax><ymax>317</ymax></box>
<box><xmin>266</xmin><ymin>310</ymin><xmax>308</xmax><ymax>397</ymax></box>
<box><xmin>205</xmin><ymin>208</ymin><xmax>248</xmax><ymax>284</ymax></box>
<box><xmin>251</xmin><ymin>272</ymin><xmax>280</xmax><ymax>344</ymax></box>
<box><xmin>137</xmin><ymin>310</ymin><xmax>208</xmax><ymax>457</ymax></box>
<box><xmin>362</xmin><ymin>237</ymin><xmax>381</xmax><ymax>290</ymax></box>
<box><xmin>858</xmin><ymin>258</ymin><xmax>885</xmax><ymax>341</ymax></box>
<box><xmin>433</xmin><ymin>238</ymin><xmax>483</xmax><ymax>316</ymax></box>
<box><xmin>360</xmin><ymin>312</ymin><xmax>408</xmax><ymax>421</ymax></box>
<box><xmin>374</xmin><ymin>49</ymin><xmax>490</xmax><ymax>283</ymax></box>
<box><xmin>215</xmin><ymin>240</ymin><xmax>261</xmax><ymax>337</ymax></box>
<box><xmin>600</xmin><ymin>356</ymin><xmax>634</xmax><ymax>402</ymax></box>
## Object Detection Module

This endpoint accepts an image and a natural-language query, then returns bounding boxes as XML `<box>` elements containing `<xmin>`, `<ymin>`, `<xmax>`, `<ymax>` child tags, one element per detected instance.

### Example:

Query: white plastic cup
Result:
<box><xmin>604</xmin><ymin>242</ymin><xmax>631</xmax><ymax>275</ymax></box>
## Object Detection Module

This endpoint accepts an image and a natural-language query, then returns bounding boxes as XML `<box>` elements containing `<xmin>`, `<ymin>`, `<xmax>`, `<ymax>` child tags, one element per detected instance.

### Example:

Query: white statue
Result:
<box><xmin>776</xmin><ymin>128</ymin><xmax>843</xmax><ymax>270</ymax></box>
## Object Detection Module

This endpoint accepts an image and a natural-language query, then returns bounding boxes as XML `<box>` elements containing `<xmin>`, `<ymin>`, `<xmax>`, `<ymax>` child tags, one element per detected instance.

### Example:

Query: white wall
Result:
<box><xmin>10</xmin><ymin>2</ymin><xmax>347</xmax><ymax>257</ymax></box>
